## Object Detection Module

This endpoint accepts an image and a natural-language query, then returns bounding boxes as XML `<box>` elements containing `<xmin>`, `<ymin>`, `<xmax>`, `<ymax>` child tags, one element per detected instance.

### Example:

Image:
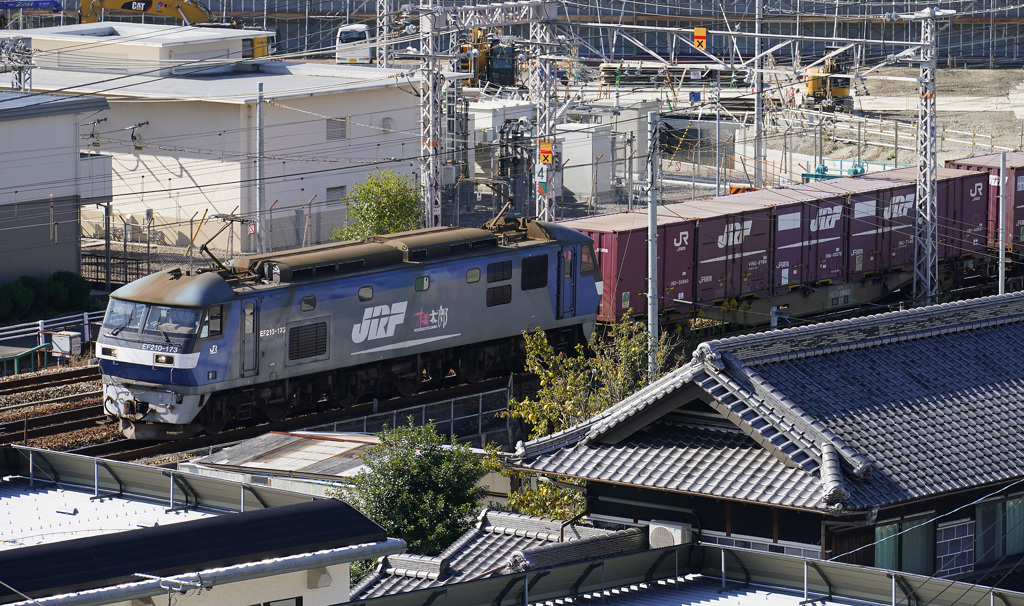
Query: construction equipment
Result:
<box><xmin>458</xmin><ymin>28</ymin><xmax>518</xmax><ymax>88</ymax></box>
<box><xmin>798</xmin><ymin>46</ymin><xmax>855</xmax><ymax>113</ymax></box>
<box><xmin>78</xmin><ymin>0</ymin><xmax>275</xmax><ymax>57</ymax></box>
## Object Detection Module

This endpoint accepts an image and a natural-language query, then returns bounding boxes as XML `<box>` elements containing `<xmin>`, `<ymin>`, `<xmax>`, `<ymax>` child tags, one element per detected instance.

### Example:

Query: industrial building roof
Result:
<box><xmin>0</xmin><ymin>91</ymin><xmax>108</xmax><ymax>123</ymax></box>
<box><xmin>17</xmin><ymin>61</ymin><xmax>416</xmax><ymax>103</ymax></box>
<box><xmin>514</xmin><ymin>292</ymin><xmax>1024</xmax><ymax>512</ymax></box>
<box><xmin>0</xmin><ymin>445</ymin><xmax>402</xmax><ymax>605</ymax></box>
<box><xmin>352</xmin><ymin>508</ymin><xmax>647</xmax><ymax>599</ymax></box>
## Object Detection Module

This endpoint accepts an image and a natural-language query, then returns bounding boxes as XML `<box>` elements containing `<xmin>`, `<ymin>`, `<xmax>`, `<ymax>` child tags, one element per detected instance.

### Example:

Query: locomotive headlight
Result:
<box><xmin>101</xmin><ymin>347</ymin><xmax>117</xmax><ymax>358</ymax></box>
<box><xmin>154</xmin><ymin>354</ymin><xmax>175</xmax><ymax>365</ymax></box>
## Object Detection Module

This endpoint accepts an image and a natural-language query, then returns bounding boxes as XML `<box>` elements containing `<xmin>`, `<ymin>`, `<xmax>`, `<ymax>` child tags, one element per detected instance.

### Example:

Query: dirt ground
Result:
<box><xmin>821</xmin><ymin>66</ymin><xmax>1024</xmax><ymax>164</ymax></box>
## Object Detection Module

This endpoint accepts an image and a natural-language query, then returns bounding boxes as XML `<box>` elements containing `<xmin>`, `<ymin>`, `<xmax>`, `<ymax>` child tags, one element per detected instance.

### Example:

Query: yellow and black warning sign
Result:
<box><xmin>694</xmin><ymin>28</ymin><xmax>707</xmax><ymax>50</ymax></box>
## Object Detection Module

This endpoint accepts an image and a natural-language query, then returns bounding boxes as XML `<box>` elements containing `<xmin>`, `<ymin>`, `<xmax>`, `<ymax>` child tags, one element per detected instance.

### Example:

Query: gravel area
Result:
<box><xmin>813</xmin><ymin>66</ymin><xmax>1024</xmax><ymax>165</ymax></box>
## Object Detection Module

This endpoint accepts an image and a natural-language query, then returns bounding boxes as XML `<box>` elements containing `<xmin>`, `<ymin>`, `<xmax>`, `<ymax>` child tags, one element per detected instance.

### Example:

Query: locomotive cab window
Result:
<box><xmin>467</xmin><ymin>268</ymin><xmax>480</xmax><ymax>283</ymax></box>
<box><xmin>415</xmin><ymin>276</ymin><xmax>430</xmax><ymax>292</ymax></box>
<box><xmin>358</xmin><ymin>286</ymin><xmax>373</xmax><ymax>301</ymax></box>
<box><xmin>581</xmin><ymin>244</ymin><xmax>598</xmax><ymax>274</ymax></box>
<box><xmin>300</xmin><ymin>295</ymin><xmax>316</xmax><ymax>312</ymax></box>
<box><xmin>200</xmin><ymin>305</ymin><xmax>223</xmax><ymax>338</ymax></box>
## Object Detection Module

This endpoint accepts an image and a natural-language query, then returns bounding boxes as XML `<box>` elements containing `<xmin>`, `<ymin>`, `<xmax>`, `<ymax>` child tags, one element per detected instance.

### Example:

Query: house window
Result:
<box><xmin>976</xmin><ymin>497</ymin><xmax>1024</xmax><ymax>564</ymax></box>
<box><xmin>326</xmin><ymin>185</ymin><xmax>347</xmax><ymax>201</ymax></box>
<box><xmin>327</xmin><ymin>118</ymin><xmax>348</xmax><ymax>140</ymax></box>
<box><xmin>521</xmin><ymin>254</ymin><xmax>548</xmax><ymax>290</ymax></box>
<box><xmin>874</xmin><ymin>516</ymin><xmax>934</xmax><ymax>575</ymax></box>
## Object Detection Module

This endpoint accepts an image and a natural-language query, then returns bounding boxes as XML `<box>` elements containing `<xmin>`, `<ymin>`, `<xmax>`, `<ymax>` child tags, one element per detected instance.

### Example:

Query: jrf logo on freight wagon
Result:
<box><xmin>352</xmin><ymin>302</ymin><xmax>408</xmax><ymax>343</ymax></box>
<box><xmin>810</xmin><ymin>206</ymin><xmax>842</xmax><ymax>232</ymax></box>
<box><xmin>970</xmin><ymin>183</ymin><xmax>984</xmax><ymax>200</ymax></box>
<box><xmin>883</xmin><ymin>194</ymin><xmax>915</xmax><ymax>219</ymax></box>
<box><xmin>717</xmin><ymin>221</ymin><xmax>753</xmax><ymax>247</ymax></box>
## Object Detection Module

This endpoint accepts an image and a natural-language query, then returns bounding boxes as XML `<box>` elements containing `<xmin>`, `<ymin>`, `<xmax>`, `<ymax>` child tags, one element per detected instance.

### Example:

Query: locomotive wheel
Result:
<box><xmin>457</xmin><ymin>346</ymin><xmax>491</xmax><ymax>384</ymax></box>
<box><xmin>199</xmin><ymin>397</ymin><xmax>230</xmax><ymax>434</ymax></box>
<box><xmin>393</xmin><ymin>372</ymin><xmax>421</xmax><ymax>398</ymax></box>
<box><xmin>262</xmin><ymin>398</ymin><xmax>292</xmax><ymax>423</ymax></box>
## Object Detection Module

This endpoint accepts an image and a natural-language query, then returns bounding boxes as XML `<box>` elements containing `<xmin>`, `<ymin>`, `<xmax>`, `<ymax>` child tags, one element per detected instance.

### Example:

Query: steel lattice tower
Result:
<box><xmin>419</xmin><ymin>2</ymin><xmax>444</xmax><ymax>228</ymax></box>
<box><xmin>911</xmin><ymin>9</ymin><xmax>940</xmax><ymax>306</ymax></box>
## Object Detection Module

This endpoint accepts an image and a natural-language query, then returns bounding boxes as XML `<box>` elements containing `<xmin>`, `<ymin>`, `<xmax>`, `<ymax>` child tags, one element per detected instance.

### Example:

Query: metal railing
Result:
<box><xmin>309</xmin><ymin>384</ymin><xmax>515</xmax><ymax>448</ymax></box>
<box><xmin>0</xmin><ymin>311</ymin><xmax>105</xmax><ymax>375</ymax></box>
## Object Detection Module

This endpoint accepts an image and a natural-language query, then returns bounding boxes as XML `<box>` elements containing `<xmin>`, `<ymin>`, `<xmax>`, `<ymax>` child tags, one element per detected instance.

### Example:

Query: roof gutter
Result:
<box><xmin>8</xmin><ymin>538</ymin><xmax>406</xmax><ymax>606</ymax></box>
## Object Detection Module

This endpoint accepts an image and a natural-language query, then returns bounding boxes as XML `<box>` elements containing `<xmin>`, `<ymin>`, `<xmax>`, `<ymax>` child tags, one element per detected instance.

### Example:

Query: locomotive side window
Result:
<box><xmin>244</xmin><ymin>303</ymin><xmax>255</xmax><ymax>334</ymax></box>
<box><xmin>289</xmin><ymin>322</ymin><xmax>328</xmax><ymax>360</ymax></box>
<box><xmin>300</xmin><ymin>295</ymin><xmax>316</xmax><ymax>312</ymax></box>
<box><xmin>487</xmin><ymin>260</ymin><xmax>512</xmax><ymax>282</ymax></box>
<box><xmin>415</xmin><ymin>276</ymin><xmax>430</xmax><ymax>292</ymax></box>
<box><xmin>200</xmin><ymin>305</ymin><xmax>223</xmax><ymax>338</ymax></box>
<box><xmin>358</xmin><ymin>286</ymin><xmax>373</xmax><ymax>301</ymax></box>
<box><xmin>486</xmin><ymin>285</ymin><xmax>512</xmax><ymax>307</ymax></box>
<box><xmin>467</xmin><ymin>268</ymin><xmax>480</xmax><ymax>283</ymax></box>
<box><xmin>521</xmin><ymin>255</ymin><xmax>548</xmax><ymax>290</ymax></box>
<box><xmin>563</xmin><ymin>250</ymin><xmax>573</xmax><ymax>278</ymax></box>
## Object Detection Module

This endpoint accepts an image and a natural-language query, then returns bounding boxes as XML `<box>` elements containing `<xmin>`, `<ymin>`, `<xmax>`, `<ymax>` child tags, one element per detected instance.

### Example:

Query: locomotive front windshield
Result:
<box><xmin>103</xmin><ymin>299</ymin><xmax>202</xmax><ymax>338</ymax></box>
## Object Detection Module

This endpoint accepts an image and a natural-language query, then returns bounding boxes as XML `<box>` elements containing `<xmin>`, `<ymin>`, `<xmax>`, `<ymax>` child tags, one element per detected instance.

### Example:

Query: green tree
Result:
<box><xmin>508</xmin><ymin>313</ymin><xmax>678</xmax><ymax>440</ymax></box>
<box><xmin>341</xmin><ymin>420</ymin><xmax>494</xmax><ymax>556</ymax></box>
<box><xmin>504</xmin><ymin>314</ymin><xmax>679</xmax><ymax>518</ymax></box>
<box><xmin>331</xmin><ymin>169</ymin><xmax>423</xmax><ymax>241</ymax></box>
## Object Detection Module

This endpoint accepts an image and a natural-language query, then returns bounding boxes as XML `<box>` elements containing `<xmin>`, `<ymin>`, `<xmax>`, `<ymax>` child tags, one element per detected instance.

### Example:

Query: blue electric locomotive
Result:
<box><xmin>97</xmin><ymin>217</ymin><xmax>602</xmax><ymax>440</ymax></box>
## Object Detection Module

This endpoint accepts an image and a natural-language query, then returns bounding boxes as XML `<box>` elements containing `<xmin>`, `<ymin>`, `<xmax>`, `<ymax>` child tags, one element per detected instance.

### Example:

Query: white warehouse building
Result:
<box><xmin>1</xmin><ymin>23</ymin><xmax>422</xmax><ymax>254</ymax></box>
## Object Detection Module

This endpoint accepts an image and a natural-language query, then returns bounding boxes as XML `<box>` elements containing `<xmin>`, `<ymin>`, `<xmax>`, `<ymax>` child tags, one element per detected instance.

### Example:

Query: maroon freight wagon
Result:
<box><xmin>946</xmin><ymin>151</ymin><xmax>1024</xmax><ymax>253</ymax></box>
<box><xmin>557</xmin><ymin>211</ymin><xmax>698</xmax><ymax>323</ymax></box>
<box><xmin>558</xmin><ymin>165</ymin><xmax>989</xmax><ymax>328</ymax></box>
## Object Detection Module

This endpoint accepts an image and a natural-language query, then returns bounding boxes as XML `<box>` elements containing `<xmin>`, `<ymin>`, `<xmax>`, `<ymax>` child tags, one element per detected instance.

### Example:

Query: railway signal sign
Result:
<box><xmin>248</xmin><ymin>222</ymin><xmax>256</xmax><ymax>235</ymax></box>
<box><xmin>539</xmin><ymin>141</ymin><xmax>553</xmax><ymax>164</ymax></box>
<box><xmin>694</xmin><ymin>28</ymin><xmax>706</xmax><ymax>50</ymax></box>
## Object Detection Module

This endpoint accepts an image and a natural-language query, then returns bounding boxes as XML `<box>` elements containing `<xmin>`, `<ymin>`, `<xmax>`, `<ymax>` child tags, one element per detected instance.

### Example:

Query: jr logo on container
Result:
<box><xmin>884</xmin><ymin>194</ymin><xmax>915</xmax><ymax>219</ymax></box>
<box><xmin>810</xmin><ymin>206</ymin><xmax>842</xmax><ymax>232</ymax></box>
<box><xmin>717</xmin><ymin>221</ymin><xmax>753</xmax><ymax>247</ymax></box>
<box><xmin>352</xmin><ymin>302</ymin><xmax>407</xmax><ymax>343</ymax></box>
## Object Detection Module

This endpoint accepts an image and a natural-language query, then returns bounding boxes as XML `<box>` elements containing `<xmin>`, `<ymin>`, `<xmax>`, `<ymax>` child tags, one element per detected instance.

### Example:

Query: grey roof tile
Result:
<box><xmin>515</xmin><ymin>292</ymin><xmax>1024</xmax><ymax>513</ymax></box>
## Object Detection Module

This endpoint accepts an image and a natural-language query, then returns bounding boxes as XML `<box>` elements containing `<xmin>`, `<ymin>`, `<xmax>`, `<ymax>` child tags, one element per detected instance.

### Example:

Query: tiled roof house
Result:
<box><xmin>351</xmin><ymin>509</ymin><xmax>649</xmax><ymax>599</ymax></box>
<box><xmin>511</xmin><ymin>293</ymin><xmax>1024</xmax><ymax>587</ymax></box>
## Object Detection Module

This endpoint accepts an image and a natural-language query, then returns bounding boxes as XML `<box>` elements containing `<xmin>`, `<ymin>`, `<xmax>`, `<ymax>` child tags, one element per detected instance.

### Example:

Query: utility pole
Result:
<box><xmin>419</xmin><ymin>0</ymin><xmax>444</xmax><ymax>228</ymax></box>
<box><xmin>753</xmin><ymin>0</ymin><xmax>764</xmax><ymax>188</ymax></box>
<box><xmin>530</xmin><ymin>0</ymin><xmax>557</xmax><ymax>220</ymax></box>
<box><xmin>256</xmin><ymin>82</ymin><xmax>265</xmax><ymax>254</ymax></box>
<box><xmin>647</xmin><ymin>111</ymin><xmax>659</xmax><ymax>378</ymax></box>
<box><xmin>377</xmin><ymin>0</ymin><xmax>392</xmax><ymax>68</ymax></box>
<box><xmin>904</xmin><ymin>8</ymin><xmax>949</xmax><ymax>306</ymax></box>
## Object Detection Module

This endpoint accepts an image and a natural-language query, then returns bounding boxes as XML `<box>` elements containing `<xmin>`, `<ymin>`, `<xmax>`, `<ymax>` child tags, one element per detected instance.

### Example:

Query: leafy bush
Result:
<box><xmin>6</xmin><ymin>280</ymin><xmax>34</xmax><ymax>320</ymax></box>
<box><xmin>49</xmin><ymin>271</ymin><xmax>91</xmax><ymax>310</ymax></box>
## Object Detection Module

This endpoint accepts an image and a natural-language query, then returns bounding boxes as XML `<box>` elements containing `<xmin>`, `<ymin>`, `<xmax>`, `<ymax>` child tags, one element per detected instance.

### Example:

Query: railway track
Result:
<box><xmin>0</xmin><ymin>366</ymin><xmax>100</xmax><ymax>396</ymax></box>
<box><xmin>0</xmin><ymin>401</ymin><xmax>106</xmax><ymax>443</ymax></box>
<box><xmin>73</xmin><ymin>376</ymin><xmax>515</xmax><ymax>461</ymax></box>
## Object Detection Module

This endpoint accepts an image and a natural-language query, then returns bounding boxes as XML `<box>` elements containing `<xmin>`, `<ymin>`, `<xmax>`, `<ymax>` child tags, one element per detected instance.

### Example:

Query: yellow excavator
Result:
<box><xmin>78</xmin><ymin>0</ymin><xmax>274</xmax><ymax>57</ymax></box>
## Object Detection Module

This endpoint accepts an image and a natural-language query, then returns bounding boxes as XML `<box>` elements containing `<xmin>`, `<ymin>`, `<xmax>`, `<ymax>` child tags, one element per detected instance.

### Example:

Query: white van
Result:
<box><xmin>336</xmin><ymin>24</ymin><xmax>372</xmax><ymax>64</ymax></box>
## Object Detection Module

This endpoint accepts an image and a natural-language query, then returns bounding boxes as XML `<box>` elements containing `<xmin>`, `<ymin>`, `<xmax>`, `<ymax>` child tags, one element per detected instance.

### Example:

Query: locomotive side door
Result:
<box><xmin>242</xmin><ymin>300</ymin><xmax>258</xmax><ymax>377</ymax></box>
<box><xmin>558</xmin><ymin>247</ymin><xmax>577</xmax><ymax>319</ymax></box>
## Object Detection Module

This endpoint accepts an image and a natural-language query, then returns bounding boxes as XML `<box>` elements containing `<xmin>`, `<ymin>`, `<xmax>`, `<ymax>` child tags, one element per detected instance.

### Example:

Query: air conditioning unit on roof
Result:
<box><xmin>648</xmin><ymin>521</ymin><xmax>692</xmax><ymax>548</ymax></box>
